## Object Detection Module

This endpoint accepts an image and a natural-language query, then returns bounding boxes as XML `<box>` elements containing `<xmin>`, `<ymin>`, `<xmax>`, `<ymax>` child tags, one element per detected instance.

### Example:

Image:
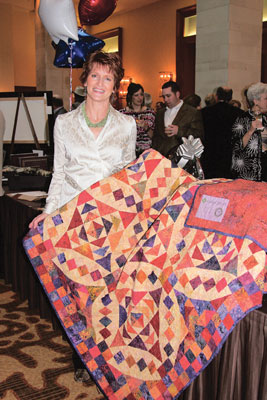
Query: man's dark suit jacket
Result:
<box><xmin>201</xmin><ymin>102</ymin><xmax>245</xmax><ymax>179</ymax></box>
<box><xmin>152</xmin><ymin>103</ymin><xmax>204</xmax><ymax>157</ymax></box>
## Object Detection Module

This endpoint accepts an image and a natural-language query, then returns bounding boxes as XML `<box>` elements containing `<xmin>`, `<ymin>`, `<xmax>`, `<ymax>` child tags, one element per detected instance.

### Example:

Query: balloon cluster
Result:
<box><xmin>54</xmin><ymin>29</ymin><xmax>104</xmax><ymax>68</ymax></box>
<box><xmin>38</xmin><ymin>0</ymin><xmax>118</xmax><ymax>68</ymax></box>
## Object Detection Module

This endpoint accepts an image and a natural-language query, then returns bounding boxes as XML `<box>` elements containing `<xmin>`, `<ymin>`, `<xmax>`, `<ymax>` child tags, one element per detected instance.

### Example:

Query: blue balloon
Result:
<box><xmin>53</xmin><ymin>28</ymin><xmax>105</xmax><ymax>68</ymax></box>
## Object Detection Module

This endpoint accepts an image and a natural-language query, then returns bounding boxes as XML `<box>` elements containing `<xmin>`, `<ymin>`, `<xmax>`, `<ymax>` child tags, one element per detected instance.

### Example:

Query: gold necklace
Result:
<box><xmin>82</xmin><ymin>103</ymin><xmax>109</xmax><ymax>128</ymax></box>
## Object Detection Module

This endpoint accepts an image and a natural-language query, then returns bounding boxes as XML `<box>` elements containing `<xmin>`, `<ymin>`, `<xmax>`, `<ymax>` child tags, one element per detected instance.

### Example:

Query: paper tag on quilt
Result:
<box><xmin>195</xmin><ymin>195</ymin><xmax>229</xmax><ymax>222</ymax></box>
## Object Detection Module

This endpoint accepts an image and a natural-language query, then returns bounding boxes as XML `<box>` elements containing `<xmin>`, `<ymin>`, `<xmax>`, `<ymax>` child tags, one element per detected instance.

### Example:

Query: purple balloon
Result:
<box><xmin>78</xmin><ymin>0</ymin><xmax>117</xmax><ymax>26</ymax></box>
<box><xmin>53</xmin><ymin>29</ymin><xmax>104</xmax><ymax>68</ymax></box>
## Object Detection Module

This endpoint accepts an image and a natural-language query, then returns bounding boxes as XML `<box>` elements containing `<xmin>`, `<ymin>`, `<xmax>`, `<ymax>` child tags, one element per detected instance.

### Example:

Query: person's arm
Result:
<box><xmin>143</xmin><ymin>110</ymin><xmax>156</xmax><ymax>139</ymax></box>
<box><xmin>29</xmin><ymin>212</ymin><xmax>48</xmax><ymax>229</ymax></box>
<box><xmin>44</xmin><ymin>117</ymin><xmax>67</xmax><ymax>215</ymax></box>
<box><xmin>147</xmin><ymin>128</ymin><xmax>153</xmax><ymax>139</ymax></box>
<box><xmin>166</xmin><ymin>109</ymin><xmax>204</xmax><ymax>139</ymax></box>
<box><xmin>122</xmin><ymin>118</ymin><xmax>137</xmax><ymax>165</ymax></box>
<box><xmin>242</xmin><ymin>119</ymin><xmax>263</xmax><ymax>147</ymax></box>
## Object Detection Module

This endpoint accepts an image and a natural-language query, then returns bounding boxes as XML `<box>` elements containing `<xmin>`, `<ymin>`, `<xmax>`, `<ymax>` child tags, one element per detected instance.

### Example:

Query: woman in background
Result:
<box><xmin>120</xmin><ymin>83</ymin><xmax>155</xmax><ymax>157</ymax></box>
<box><xmin>232</xmin><ymin>82</ymin><xmax>267</xmax><ymax>181</ymax></box>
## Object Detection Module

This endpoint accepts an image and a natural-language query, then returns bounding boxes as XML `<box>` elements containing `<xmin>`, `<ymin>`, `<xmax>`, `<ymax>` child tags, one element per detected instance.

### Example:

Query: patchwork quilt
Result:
<box><xmin>23</xmin><ymin>149</ymin><xmax>267</xmax><ymax>400</ymax></box>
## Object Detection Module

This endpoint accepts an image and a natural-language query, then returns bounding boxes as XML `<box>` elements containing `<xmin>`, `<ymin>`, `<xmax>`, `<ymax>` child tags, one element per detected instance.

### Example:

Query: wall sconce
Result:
<box><xmin>158</xmin><ymin>72</ymin><xmax>173</xmax><ymax>98</ymax></box>
<box><xmin>159</xmin><ymin>72</ymin><xmax>173</xmax><ymax>86</ymax></box>
<box><xmin>119</xmin><ymin>76</ymin><xmax>132</xmax><ymax>98</ymax></box>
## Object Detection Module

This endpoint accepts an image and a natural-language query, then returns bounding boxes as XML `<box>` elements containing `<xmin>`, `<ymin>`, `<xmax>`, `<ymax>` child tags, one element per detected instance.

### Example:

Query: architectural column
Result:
<box><xmin>35</xmin><ymin>0</ymin><xmax>70</xmax><ymax>109</ymax></box>
<box><xmin>195</xmin><ymin>0</ymin><xmax>263</xmax><ymax>105</ymax></box>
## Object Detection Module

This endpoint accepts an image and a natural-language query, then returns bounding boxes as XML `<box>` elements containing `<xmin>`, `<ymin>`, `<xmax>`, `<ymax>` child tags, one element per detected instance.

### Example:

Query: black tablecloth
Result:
<box><xmin>0</xmin><ymin>190</ymin><xmax>57</xmax><ymax>322</ymax></box>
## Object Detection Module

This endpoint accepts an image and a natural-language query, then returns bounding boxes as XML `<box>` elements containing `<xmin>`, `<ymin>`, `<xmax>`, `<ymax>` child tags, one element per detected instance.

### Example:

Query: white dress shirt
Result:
<box><xmin>44</xmin><ymin>103</ymin><xmax>137</xmax><ymax>214</ymax></box>
<box><xmin>164</xmin><ymin>100</ymin><xmax>184</xmax><ymax>127</ymax></box>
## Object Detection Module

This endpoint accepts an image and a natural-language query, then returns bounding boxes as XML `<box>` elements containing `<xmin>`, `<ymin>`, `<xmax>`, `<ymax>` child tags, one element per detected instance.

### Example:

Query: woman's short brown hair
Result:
<box><xmin>80</xmin><ymin>51</ymin><xmax>124</xmax><ymax>91</ymax></box>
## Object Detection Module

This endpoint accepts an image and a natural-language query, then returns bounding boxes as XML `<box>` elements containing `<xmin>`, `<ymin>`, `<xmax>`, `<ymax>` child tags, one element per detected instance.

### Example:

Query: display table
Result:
<box><xmin>0</xmin><ymin>189</ymin><xmax>56</xmax><ymax>322</ymax></box>
<box><xmin>0</xmin><ymin>189</ymin><xmax>266</xmax><ymax>399</ymax></box>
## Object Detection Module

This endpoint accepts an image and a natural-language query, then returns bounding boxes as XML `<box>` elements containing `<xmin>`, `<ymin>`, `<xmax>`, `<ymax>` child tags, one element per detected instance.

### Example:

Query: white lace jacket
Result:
<box><xmin>44</xmin><ymin>103</ymin><xmax>137</xmax><ymax>214</ymax></box>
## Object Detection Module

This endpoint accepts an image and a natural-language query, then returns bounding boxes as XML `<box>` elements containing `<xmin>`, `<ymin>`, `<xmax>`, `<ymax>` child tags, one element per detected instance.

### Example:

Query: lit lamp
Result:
<box><xmin>159</xmin><ymin>71</ymin><xmax>173</xmax><ymax>86</ymax></box>
<box><xmin>119</xmin><ymin>76</ymin><xmax>132</xmax><ymax>98</ymax></box>
<box><xmin>158</xmin><ymin>72</ymin><xmax>173</xmax><ymax>98</ymax></box>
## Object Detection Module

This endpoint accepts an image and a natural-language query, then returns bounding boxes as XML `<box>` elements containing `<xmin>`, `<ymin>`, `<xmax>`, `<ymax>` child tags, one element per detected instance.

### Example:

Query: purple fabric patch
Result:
<box><xmin>116</xmin><ymin>254</ymin><xmax>127</xmax><ymax>268</ymax></box>
<box><xmin>125</xmin><ymin>195</ymin><xmax>135</xmax><ymax>207</ymax></box>
<box><xmin>163</xmin><ymin>296</ymin><xmax>174</xmax><ymax>309</ymax></box>
<box><xmin>52</xmin><ymin>214</ymin><xmax>63</xmax><ymax>226</ymax></box>
<box><xmin>113</xmin><ymin>188</ymin><xmax>124</xmax><ymax>201</ymax></box>
<box><xmin>182</xmin><ymin>189</ymin><xmax>193</xmax><ymax>203</ymax></box>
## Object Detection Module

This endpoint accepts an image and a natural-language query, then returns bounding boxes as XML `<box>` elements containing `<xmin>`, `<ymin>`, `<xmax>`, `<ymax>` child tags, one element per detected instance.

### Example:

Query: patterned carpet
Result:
<box><xmin>0</xmin><ymin>280</ymin><xmax>105</xmax><ymax>400</ymax></box>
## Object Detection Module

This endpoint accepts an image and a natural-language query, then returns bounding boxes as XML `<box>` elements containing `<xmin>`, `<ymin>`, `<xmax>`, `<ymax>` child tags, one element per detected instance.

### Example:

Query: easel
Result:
<box><xmin>10</xmin><ymin>93</ymin><xmax>41</xmax><ymax>154</ymax></box>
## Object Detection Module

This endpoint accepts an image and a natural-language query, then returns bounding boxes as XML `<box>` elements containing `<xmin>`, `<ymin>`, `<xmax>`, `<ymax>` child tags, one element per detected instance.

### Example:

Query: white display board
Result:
<box><xmin>0</xmin><ymin>94</ymin><xmax>52</xmax><ymax>143</ymax></box>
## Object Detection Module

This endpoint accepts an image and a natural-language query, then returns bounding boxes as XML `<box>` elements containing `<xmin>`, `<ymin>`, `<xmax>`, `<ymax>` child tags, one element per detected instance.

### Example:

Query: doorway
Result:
<box><xmin>176</xmin><ymin>6</ymin><xmax>196</xmax><ymax>98</ymax></box>
<box><xmin>176</xmin><ymin>7</ymin><xmax>267</xmax><ymax>98</ymax></box>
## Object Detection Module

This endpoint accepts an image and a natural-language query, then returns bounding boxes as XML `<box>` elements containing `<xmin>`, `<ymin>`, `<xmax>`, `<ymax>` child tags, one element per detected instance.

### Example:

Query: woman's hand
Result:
<box><xmin>251</xmin><ymin>118</ymin><xmax>264</xmax><ymax>131</ymax></box>
<box><xmin>136</xmin><ymin>117</ymin><xmax>149</xmax><ymax>130</ymax></box>
<box><xmin>242</xmin><ymin>119</ymin><xmax>264</xmax><ymax>147</ymax></box>
<box><xmin>29</xmin><ymin>213</ymin><xmax>48</xmax><ymax>229</ymax></box>
<box><xmin>136</xmin><ymin>119</ymin><xmax>145</xmax><ymax>128</ymax></box>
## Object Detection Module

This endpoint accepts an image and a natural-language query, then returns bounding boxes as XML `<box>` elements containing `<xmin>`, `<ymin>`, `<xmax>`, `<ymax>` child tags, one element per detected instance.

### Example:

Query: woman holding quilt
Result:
<box><xmin>29</xmin><ymin>51</ymin><xmax>137</xmax><ymax>382</ymax></box>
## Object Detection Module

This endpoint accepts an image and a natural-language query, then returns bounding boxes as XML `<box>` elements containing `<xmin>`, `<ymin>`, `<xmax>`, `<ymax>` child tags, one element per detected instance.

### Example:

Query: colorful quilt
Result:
<box><xmin>23</xmin><ymin>150</ymin><xmax>267</xmax><ymax>400</ymax></box>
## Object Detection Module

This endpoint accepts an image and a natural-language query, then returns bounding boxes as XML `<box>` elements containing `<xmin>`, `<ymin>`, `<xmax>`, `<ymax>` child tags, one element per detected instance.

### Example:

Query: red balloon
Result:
<box><xmin>78</xmin><ymin>0</ymin><xmax>117</xmax><ymax>26</ymax></box>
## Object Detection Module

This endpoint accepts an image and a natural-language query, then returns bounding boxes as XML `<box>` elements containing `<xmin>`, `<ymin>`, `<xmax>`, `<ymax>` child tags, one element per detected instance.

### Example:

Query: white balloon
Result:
<box><xmin>38</xmin><ymin>0</ymin><xmax>78</xmax><ymax>44</ymax></box>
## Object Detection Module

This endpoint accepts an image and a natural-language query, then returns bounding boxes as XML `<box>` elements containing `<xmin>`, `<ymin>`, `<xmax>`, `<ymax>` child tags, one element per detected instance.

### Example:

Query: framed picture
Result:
<box><xmin>95</xmin><ymin>27</ymin><xmax>122</xmax><ymax>59</ymax></box>
<box><xmin>0</xmin><ymin>91</ymin><xmax>54</xmax><ymax>146</ymax></box>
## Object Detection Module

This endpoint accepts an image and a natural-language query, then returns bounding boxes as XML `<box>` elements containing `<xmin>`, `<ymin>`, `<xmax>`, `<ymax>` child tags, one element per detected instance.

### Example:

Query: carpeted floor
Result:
<box><xmin>0</xmin><ymin>280</ymin><xmax>105</xmax><ymax>400</ymax></box>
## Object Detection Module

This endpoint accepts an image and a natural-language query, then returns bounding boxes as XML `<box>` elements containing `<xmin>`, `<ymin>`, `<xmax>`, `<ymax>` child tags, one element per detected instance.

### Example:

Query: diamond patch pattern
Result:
<box><xmin>23</xmin><ymin>150</ymin><xmax>267</xmax><ymax>400</ymax></box>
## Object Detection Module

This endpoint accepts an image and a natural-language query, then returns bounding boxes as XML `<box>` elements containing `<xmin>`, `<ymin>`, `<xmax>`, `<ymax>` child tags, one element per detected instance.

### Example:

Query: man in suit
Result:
<box><xmin>152</xmin><ymin>81</ymin><xmax>204</xmax><ymax>158</ymax></box>
<box><xmin>201</xmin><ymin>86</ymin><xmax>245</xmax><ymax>179</ymax></box>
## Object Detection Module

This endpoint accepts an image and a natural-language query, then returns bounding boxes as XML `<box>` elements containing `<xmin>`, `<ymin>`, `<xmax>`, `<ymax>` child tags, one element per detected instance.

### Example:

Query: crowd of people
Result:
<box><xmin>120</xmin><ymin>80</ymin><xmax>267</xmax><ymax>184</ymax></box>
<box><xmin>200</xmin><ymin>84</ymin><xmax>267</xmax><ymax>181</ymax></box>
<box><xmin>48</xmin><ymin>51</ymin><xmax>267</xmax><ymax>205</ymax></box>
